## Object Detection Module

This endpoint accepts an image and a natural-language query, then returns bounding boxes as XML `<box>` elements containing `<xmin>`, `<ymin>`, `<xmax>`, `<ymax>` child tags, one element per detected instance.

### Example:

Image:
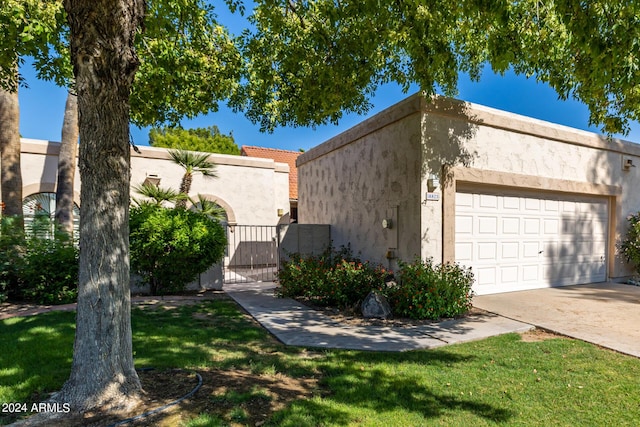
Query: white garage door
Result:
<box><xmin>455</xmin><ymin>189</ymin><xmax>608</xmax><ymax>295</ymax></box>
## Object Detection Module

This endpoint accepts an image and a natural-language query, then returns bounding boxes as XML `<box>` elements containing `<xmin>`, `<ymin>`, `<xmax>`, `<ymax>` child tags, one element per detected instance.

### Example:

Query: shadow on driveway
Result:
<box><xmin>473</xmin><ymin>282</ymin><xmax>640</xmax><ymax>358</ymax></box>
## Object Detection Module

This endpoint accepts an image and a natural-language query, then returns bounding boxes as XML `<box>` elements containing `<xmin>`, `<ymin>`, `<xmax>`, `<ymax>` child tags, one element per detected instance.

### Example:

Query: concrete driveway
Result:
<box><xmin>473</xmin><ymin>282</ymin><xmax>640</xmax><ymax>358</ymax></box>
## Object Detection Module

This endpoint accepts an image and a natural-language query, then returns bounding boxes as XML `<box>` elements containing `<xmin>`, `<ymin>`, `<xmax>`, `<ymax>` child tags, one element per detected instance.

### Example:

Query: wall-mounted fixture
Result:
<box><xmin>277</xmin><ymin>208</ymin><xmax>284</xmax><ymax>217</ymax></box>
<box><xmin>623</xmin><ymin>156</ymin><xmax>636</xmax><ymax>171</ymax></box>
<box><xmin>382</xmin><ymin>218</ymin><xmax>393</xmax><ymax>229</ymax></box>
<box><xmin>427</xmin><ymin>174</ymin><xmax>440</xmax><ymax>192</ymax></box>
<box><xmin>143</xmin><ymin>174</ymin><xmax>161</xmax><ymax>187</ymax></box>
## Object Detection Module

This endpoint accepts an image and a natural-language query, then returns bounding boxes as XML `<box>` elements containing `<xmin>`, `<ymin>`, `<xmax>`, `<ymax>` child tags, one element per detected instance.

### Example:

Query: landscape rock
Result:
<box><xmin>361</xmin><ymin>291</ymin><xmax>392</xmax><ymax>319</ymax></box>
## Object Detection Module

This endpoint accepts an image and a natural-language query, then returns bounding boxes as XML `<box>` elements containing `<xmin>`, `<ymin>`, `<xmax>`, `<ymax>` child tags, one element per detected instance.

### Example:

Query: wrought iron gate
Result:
<box><xmin>223</xmin><ymin>225</ymin><xmax>279</xmax><ymax>284</ymax></box>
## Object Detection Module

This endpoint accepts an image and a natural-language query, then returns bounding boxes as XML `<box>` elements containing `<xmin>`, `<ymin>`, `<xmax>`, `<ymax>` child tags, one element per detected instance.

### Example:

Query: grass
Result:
<box><xmin>2</xmin><ymin>299</ymin><xmax>640</xmax><ymax>426</ymax></box>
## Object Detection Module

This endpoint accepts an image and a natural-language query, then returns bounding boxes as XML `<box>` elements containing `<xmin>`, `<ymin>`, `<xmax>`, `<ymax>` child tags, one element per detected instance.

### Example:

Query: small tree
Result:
<box><xmin>168</xmin><ymin>149</ymin><xmax>218</xmax><ymax>208</ymax></box>
<box><xmin>129</xmin><ymin>204</ymin><xmax>226</xmax><ymax>295</ymax></box>
<box><xmin>150</xmin><ymin>126</ymin><xmax>240</xmax><ymax>155</ymax></box>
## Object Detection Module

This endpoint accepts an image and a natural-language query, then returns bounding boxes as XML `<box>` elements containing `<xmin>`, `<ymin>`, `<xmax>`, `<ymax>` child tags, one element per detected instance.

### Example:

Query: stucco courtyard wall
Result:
<box><xmin>298</xmin><ymin>98</ymin><xmax>424</xmax><ymax>270</ymax></box>
<box><xmin>298</xmin><ymin>94</ymin><xmax>640</xmax><ymax>283</ymax></box>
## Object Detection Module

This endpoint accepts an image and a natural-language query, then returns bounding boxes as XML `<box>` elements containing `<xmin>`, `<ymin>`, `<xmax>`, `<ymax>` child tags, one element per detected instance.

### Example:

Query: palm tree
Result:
<box><xmin>132</xmin><ymin>182</ymin><xmax>186</xmax><ymax>206</ymax></box>
<box><xmin>189</xmin><ymin>194</ymin><xmax>227</xmax><ymax>222</ymax></box>
<box><xmin>168</xmin><ymin>148</ymin><xmax>217</xmax><ymax>208</ymax></box>
<box><xmin>55</xmin><ymin>89</ymin><xmax>79</xmax><ymax>237</ymax></box>
<box><xmin>0</xmin><ymin>72</ymin><xmax>24</xmax><ymax>231</ymax></box>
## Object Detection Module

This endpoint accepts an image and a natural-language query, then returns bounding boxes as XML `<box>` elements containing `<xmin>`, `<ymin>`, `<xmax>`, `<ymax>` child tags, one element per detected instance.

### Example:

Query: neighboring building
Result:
<box><xmin>297</xmin><ymin>94</ymin><xmax>640</xmax><ymax>295</ymax></box>
<box><xmin>241</xmin><ymin>145</ymin><xmax>301</xmax><ymax>222</ymax></box>
<box><xmin>19</xmin><ymin>139</ymin><xmax>291</xmax><ymax>228</ymax></box>
<box><xmin>18</xmin><ymin>140</ymin><xmax>292</xmax><ymax>289</ymax></box>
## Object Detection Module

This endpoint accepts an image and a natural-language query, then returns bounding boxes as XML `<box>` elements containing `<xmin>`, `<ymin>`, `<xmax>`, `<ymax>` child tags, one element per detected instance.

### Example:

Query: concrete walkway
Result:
<box><xmin>226</xmin><ymin>282</ymin><xmax>532</xmax><ymax>352</ymax></box>
<box><xmin>474</xmin><ymin>282</ymin><xmax>640</xmax><ymax>358</ymax></box>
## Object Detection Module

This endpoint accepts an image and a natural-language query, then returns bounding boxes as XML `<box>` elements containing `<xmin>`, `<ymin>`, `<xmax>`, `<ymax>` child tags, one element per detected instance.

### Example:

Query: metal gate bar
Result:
<box><xmin>224</xmin><ymin>225</ymin><xmax>279</xmax><ymax>284</ymax></box>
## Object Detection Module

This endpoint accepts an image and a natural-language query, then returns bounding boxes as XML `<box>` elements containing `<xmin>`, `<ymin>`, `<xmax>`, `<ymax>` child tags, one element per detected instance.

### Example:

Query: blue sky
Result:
<box><xmin>16</xmin><ymin>2</ymin><xmax>640</xmax><ymax>152</ymax></box>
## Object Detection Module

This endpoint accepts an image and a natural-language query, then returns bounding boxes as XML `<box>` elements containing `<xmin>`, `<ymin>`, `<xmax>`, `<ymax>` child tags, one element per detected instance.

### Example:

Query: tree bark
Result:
<box><xmin>0</xmin><ymin>71</ymin><xmax>24</xmax><ymax>230</ymax></box>
<box><xmin>54</xmin><ymin>90</ymin><xmax>79</xmax><ymax>237</ymax></box>
<box><xmin>55</xmin><ymin>0</ymin><xmax>146</xmax><ymax>414</ymax></box>
<box><xmin>176</xmin><ymin>172</ymin><xmax>192</xmax><ymax>208</ymax></box>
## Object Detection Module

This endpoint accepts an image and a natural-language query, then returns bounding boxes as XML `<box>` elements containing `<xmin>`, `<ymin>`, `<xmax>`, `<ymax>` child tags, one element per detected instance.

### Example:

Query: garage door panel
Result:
<box><xmin>502</xmin><ymin>196</ymin><xmax>520</xmax><ymax>209</ymax></box>
<box><xmin>457</xmin><ymin>192</ymin><xmax>473</xmax><ymax>207</ymax></box>
<box><xmin>477</xmin><ymin>242</ymin><xmax>497</xmax><ymax>259</ymax></box>
<box><xmin>544</xmin><ymin>199</ymin><xmax>559</xmax><ymax>212</ymax></box>
<box><xmin>523</xmin><ymin>241</ymin><xmax>541</xmax><ymax>258</ymax></box>
<box><xmin>500</xmin><ymin>266</ymin><xmax>519</xmax><ymax>283</ymax></box>
<box><xmin>455</xmin><ymin>189</ymin><xmax>608</xmax><ymax>295</ymax></box>
<box><xmin>502</xmin><ymin>217</ymin><xmax>520</xmax><ymax>234</ymax></box>
<box><xmin>501</xmin><ymin>242</ymin><xmax>519</xmax><ymax>259</ymax></box>
<box><xmin>521</xmin><ymin>264</ymin><xmax>540</xmax><ymax>281</ymax></box>
<box><xmin>525</xmin><ymin>198</ymin><xmax>540</xmax><ymax>211</ymax></box>
<box><xmin>456</xmin><ymin>215</ymin><xmax>473</xmax><ymax>234</ymax></box>
<box><xmin>476</xmin><ymin>267</ymin><xmax>496</xmax><ymax>286</ymax></box>
<box><xmin>543</xmin><ymin>218</ymin><xmax>559</xmax><ymax>235</ymax></box>
<box><xmin>479</xmin><ymin>194</ymin><xmax>498</xmax><ymax>208</ymax></box>
<box><xmin>524</xmin><ymin>218</ymin><xmax>541</xmax><ymax>234</ymax></box>
<box><xmin>455</xmin><ymin>242</ymin><xmax>473</xmax><ymax>261</ymax></box>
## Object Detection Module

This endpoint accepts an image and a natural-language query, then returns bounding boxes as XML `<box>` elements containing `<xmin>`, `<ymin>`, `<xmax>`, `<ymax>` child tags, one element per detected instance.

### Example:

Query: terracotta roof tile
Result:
<box><xmin>241</xmin><ymin>146</ymin><xmax>301</xmax><ymax>199</ymax></box>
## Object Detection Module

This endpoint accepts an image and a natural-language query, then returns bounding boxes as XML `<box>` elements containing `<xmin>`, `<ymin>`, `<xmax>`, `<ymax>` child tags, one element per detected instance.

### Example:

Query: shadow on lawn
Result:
<box><xmin>272</xmin><ymin>350</ymin><xmax>514</xmax><ymax>425</ymax></box>
<box><xmin>0</xmin><ymin>312</ymin><xmax>76</xmax><ymax>424</ymax></box>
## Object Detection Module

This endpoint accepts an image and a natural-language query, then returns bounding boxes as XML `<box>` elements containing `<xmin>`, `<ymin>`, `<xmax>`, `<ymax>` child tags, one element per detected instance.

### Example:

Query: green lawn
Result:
<box><xmin>1</xmin><ymin>299</ymin><xmax>639</xmax><ymax>426</ymax></box>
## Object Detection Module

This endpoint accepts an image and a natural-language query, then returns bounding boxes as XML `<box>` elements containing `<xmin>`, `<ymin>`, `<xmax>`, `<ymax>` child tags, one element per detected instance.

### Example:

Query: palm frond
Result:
<box><xmin>190</xmin><ymin>194</ymin><xmax>227</xmax><ymax>222</ymax></box>
<box><xmin>133</xmin><ymin>183</ymin><xmax>186</xmax><ymax>206</ymax></box>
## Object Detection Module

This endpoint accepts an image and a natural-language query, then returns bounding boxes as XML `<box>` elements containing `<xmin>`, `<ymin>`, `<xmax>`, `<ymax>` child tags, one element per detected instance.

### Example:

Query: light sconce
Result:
<box><xmin>382</xmin><ymin>218</ymin><xmax>393</xmax><ymax>229</ymax></box>
<box><xmin>427</xmin><ymin>174</ymin><xmax>440</xmax><ymax>192</ymax></box>
<box><xmin>143</xmin><ymin>174</ymin><xmax>161</xmax><ymax>187</ymax></box>
<box><xmin>623</xmin><ymin>157</ymin><xmax>636</xmax><ymax>171</ymax></box>
<box><xmin>277</xmin><ymin>208</ymin><xmax>284</xmax><ymax>217</ymax></box>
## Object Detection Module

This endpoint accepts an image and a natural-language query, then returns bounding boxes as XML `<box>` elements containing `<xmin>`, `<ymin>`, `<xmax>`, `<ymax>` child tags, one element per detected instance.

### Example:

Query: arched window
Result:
<box><xmin>22</xmin><ymin>193</ymin><xmax>80</xmax><ymax>239</ymax></box>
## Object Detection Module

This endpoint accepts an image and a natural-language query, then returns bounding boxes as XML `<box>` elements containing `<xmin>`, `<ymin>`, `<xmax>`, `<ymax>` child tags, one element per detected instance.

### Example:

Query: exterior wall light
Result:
<box><xmin>427</xmin><ymin>174</ymin><xmax>440</xmax><ymax>192</ymax></box>
<box><xmin>143</xmin><ymin>174</ymin><xmax>161</xmax><ymax>187</ymax></box>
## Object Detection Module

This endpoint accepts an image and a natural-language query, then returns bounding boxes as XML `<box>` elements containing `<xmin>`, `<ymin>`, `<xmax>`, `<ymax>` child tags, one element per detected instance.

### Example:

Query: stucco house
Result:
<box><xmin>241</xmin><ymin>145</ymin><xmax>302</xmax><ymax>222</ymax></box>
<box><xmin>18</xmin><ymin>139</ymin><xmax>293</xmax><ymax>288</ymax></box>
<box><xmin>20</xmin><ymin>139</ymin><xmax>291</xmax><ymax>228</ymax></box>
<box><xmin>297</xmin><ymin>94</ymin><xmax>640</xmax><ymax>295</ymax></box>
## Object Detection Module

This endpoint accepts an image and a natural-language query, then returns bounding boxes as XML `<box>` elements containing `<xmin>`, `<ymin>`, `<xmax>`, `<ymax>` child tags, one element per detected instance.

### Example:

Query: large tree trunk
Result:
<box><xmin>0</xmin><ymin>72</ymin><xmax>24</xmax><ymax>230</ymax></box>
<box><xmin>55</xmin><ymin>0</ymin><xmax>146</xmax><ymax>414</ymax></box>
<box><xmin>54</xmin><ymin>90</ymin><xmax>79</xmax><ymax>237</ymax></box>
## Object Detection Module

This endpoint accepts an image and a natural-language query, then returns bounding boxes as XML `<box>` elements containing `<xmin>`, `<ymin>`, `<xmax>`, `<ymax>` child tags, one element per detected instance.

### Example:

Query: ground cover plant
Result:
<box><xmin>2</xmin><ymin>297</ymin><xmax>640</xmax><ymax>426</ymax></box>
<box><xmin>277</xmin><ymin>247</ymin><xmax>474</xmax><ymax>320</ymax></box>
<box><xmin>0</xmin><ymin>216</ymin><xmax>78</xmax><ymax>305</ymax></box>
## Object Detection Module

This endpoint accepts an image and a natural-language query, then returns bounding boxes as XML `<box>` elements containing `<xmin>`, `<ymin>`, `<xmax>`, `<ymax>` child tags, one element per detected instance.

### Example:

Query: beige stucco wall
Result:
<box><xmin>298</xmin><ymin>98</ymin><xmax>424</xmax><ymax>270</ymax></box>
<box><xmin>19</xmin><ymin>139</ymin><xmax>290</xmax><ymax>227</ymax></box>
<box><xmin>422</xmin><ymin>97</ymin><xmax>640</xmax><ymax>279</ymax></box>
<box><xmin>299</xmin><ymin>94</ymin><xmax>640</xmax><ymax>282</ymax></box>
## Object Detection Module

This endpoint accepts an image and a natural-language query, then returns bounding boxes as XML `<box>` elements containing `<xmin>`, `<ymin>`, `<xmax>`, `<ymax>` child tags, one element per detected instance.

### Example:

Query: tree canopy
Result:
<box><xmin>235</xmin><ymin>0</ymin><xmax>640</xmax><ymax>135</ymax></box>
<box><xmin>149</xmin><ymin>125</ymin><xmax>240</xmax><ymax>154</ymax></box>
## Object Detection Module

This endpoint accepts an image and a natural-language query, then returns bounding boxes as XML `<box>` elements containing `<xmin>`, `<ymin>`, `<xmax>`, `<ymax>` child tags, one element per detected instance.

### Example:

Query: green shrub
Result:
<box><xmin>0</xmin><ymin>216</ymin><xmax>79</xmax><ymax>304</ymax></box>
<box><xmin>20</xmin><ymin>233</ymin><xmax>79</xmax><ymax>304</ymax></box>
<box><xmin>0</xmin><ymin>217</ymin><xmax>25</xmax><ymax>302</ymax></box>
<box><xmin>620</xmin><ymin>212</ymin><xmax>640</xmax><ymax>275</ymax></box>
<box><xmin>387</xmin><ymin>258</ymin><xmax>474</xmax><ymax>320</ymax></box>
<box><xmin>277</xmin><ymin>247</ymin><xmax>474</xmax><ymax>320</ymax></box>
<box><xmin>276</xmin><ymin>245</ymin><xmax>388</xmax><ymax>308</ymax></box>
<box><xmin>130</xmin><ymin>204</ymin><xmax>227</xmax><ymax>295</ymax></box>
